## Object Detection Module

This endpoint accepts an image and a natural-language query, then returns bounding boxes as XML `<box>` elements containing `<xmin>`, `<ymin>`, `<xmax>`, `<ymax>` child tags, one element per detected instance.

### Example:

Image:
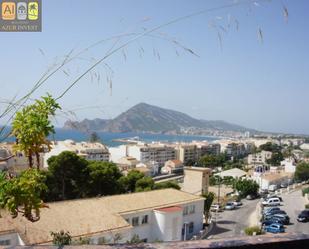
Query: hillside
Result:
<box><xmin>63</xmin><ymin>103</ymin><xmax>256</xmax><ymax>134</ymax></box>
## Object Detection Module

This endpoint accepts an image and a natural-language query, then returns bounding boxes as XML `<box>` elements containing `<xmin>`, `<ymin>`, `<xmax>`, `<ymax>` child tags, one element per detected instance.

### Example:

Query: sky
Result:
<box><xmin>0</xmin><ymin>0</ymin><xmax>308</xmax><ymax>134</ymax></box>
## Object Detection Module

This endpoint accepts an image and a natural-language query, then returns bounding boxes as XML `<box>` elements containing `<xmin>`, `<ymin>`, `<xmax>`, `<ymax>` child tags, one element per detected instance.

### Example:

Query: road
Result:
<box><xmin>207</xmin><ymin>199</ymin><xmax>259</xmax><ymax>239</ymax></box>
<box><xmin>206</xmin><ymin>189</ymin><xmax>309</xmax><ymax>239</ymax></box>
<box><xmin>279</xmin><ymin>189</ymin><xmax>309</xmax><ymax>234</ymax></box>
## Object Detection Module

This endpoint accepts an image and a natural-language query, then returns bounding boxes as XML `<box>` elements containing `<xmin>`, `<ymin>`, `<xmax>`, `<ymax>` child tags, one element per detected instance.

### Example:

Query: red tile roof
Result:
<box><xmin>155</xmin><ymin>206</ymin><xmax>182</xmax><ymax>213</ymax></box>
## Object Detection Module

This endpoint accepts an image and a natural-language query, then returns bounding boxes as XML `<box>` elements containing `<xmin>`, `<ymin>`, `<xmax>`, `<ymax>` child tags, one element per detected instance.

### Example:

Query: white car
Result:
<box><xmin>225</xmin><ymin>202</ymin><xmax>235</xmax><ymax>210</ymax></box>
<box><xmin>262</xmin><ymin>197</ymin><xmax>281</xmax><ymax>206</ymax></box>
<box><xmin>232</xmin><ymin>200</ymin><xmax>243</xmax><ymax>207</ymax></box>
<box><xmin>210</xmin><ymin>204</ymin><xmax>223</xmax><ymax>212</ymax></box>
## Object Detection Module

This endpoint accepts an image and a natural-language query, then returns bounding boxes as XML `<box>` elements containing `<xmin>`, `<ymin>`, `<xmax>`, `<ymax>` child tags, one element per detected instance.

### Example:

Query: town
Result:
<box><xmin>1</xmin><ymin>134</ymin><xmax>309</xmax><ymax>246</ymax></box>
<box><xmin>1</xmin><ymin>0</ymin><xmax>309</xmax><ymax>248</ymax></box>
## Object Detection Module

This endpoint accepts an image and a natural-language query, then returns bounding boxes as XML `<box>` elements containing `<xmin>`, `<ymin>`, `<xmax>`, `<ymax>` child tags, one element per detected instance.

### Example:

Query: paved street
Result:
<box><xmin>207</xmin><ymin>199</ymin><xmax>259</xmax><ymax>239</ymax></box>
<box><xmin>279</xmin><ymin>189</ymin><xmax>309</xmax><ymax>234</ymax></box>
<box><xmin>206</xmin><ymin>188</ymin><xmax>309</xmax><ymax>239</ymax></box>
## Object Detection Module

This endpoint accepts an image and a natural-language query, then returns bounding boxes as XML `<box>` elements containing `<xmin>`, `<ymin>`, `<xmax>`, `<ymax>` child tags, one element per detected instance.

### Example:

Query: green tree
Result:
<box><xmin>202</xmin><ymin>192</ymin><xmax>215</xmax><ymax>224</ymax></box>
<box><xmin>135</xmin><ymin>176</ymin><xmax>155</xmax><ymax>192</ymax></box>
<box><xmin>295</xmin><ymin>162</ymin><xmax>309</xmax><ymax>182</ymax></box>
<box><xmin>235</xmin><ymin>178</ymin><xmax>259</xmax><ymax>198</ymax></box>
<box><xmin>266</xmin><ymin>151</ymin><xmax>284</xmax><ymax>166</ymax></box>
<box><xmin>44</xmin><ymin>151</ymin><xmax>89</xmax><ymax>201</ymax></box>
<box><xmin>118</xmin><ymin>170</ymin><xmax>145</xmax><ymax>193</ymax></box>
<box><xmin>87</xmin><ymin>161</ymin><xmax>123</xmax><ymax>196</ymax></box>
<box><xmin>259</xmin><ymin>142</ymin><xmax>281</xmax><ymax>153</ymax></box>
<box><xmin>89</xmin><ymin>132</ymin><xmax>100</xmax><ymax>143</ymax></box>
<box><xmin>0</xmin><ymin>169</ymin><xmax>47</xmax><ymax>221</ymax></box>
<box><xmin>153</xmin><ymin>181</ymin><xmax>180</xmax><ymax>190</ymax></box>
<box><xmin>11</xmin><ymin>94</ymin><xmax>60</xmax><ymax>169</ymax></box>
<box><xmin>198</xmin><ymin>153</ymin><xmax>228</xmax><ymax>168</ymax></box>
<box><xmin>51</xmin><ymin>230</ymin><xmax>72</xmax><ymax>246</ymax></box>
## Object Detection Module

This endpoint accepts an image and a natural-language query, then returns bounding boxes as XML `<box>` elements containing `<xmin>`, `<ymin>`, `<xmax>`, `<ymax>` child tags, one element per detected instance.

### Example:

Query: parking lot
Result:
<box><xmin>206</xmin><ymin>188</ymin><xmax>309</xmax><ymax>239</ymax></box>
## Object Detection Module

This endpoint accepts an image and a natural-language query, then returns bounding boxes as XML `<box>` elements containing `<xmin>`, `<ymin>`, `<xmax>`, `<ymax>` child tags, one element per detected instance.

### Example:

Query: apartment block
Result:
<box><xmin>43</xmin><ymin>140</ymin><xmax>110</xmax><ymax>167</ymax></box>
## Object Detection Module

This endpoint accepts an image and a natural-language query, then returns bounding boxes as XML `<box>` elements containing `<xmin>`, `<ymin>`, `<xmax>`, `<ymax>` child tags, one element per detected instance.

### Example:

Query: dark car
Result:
<box><xmin>266</xmin><ymin>209</ymin><xmax>287</xmax><ymax>216</ymax></box>
<box><xmin>272</xmin><ymin>214</ymin><xmax>290</xmax><ymax>225</ymax></box>
<box><xmin>262</xmin><ymin>219</ymin><xmax>284</xmax><ymax>227</ymax></box>
<box><xmin>264</xmin><ymin>214</ymin><xmax>290</xmax><ymax>225</ymax></box>
<box><xmin>246</xmin><ymin>193</ymin><xmax>259</xmax><ymax>200</ymax></box>
<box><xmin>263</xmin><ymin>207</ymin><xmax>280</xmax><ymax>215</ymax></box>
<box><xmin>297</xmin><ymin>210</ymin><xmax>309</xmax><ymax>222</ymax></box>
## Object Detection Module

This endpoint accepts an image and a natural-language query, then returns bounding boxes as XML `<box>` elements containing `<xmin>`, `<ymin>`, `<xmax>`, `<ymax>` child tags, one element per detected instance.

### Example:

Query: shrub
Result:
<box><xmin>305</xmin><ymin>204</ymin><xmax>309</xmax><ymax>209</ymax></box>
<box><xmin>244</xmin><ymin>226</ymin><xmax>263</xmax><ymax>236</ymax></box>
<box><xmin>302</xmin><ymin>187</ymin><xmax>309</xmax><ymax>197</ymax></box>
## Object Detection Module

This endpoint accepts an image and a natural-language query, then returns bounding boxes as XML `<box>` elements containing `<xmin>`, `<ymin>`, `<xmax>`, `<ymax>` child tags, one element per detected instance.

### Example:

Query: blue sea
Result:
<box><xmin>51</xmin><ymin>129</ymin><xmax>218</xmax><ymax>147</ymax></box>
<box><xmin>1</xmin><ymin>127</ymin><xmax>219</xmax><ymax>147</ymax></box>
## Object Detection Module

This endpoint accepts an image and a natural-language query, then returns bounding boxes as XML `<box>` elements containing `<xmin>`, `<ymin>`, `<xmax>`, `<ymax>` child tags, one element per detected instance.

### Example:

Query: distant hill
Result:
<box><xmin>64</xmin><ymin>103</ymin><xmax>257</xmax><ymax>134</ymax></box>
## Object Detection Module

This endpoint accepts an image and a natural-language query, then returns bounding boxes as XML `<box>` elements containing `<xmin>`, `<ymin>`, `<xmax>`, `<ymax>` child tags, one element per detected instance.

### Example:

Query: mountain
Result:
<box><xmin>63</xmin><ymin>103</ymin><xmax>256</xmax><ymax>134</ymax></box>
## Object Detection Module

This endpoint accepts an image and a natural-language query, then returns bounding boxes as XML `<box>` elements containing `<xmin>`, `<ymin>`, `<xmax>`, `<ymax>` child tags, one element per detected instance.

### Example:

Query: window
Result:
<box><xmin>132</xmin><ymin>217</ymin><xmax>139</xmax><ymax>226</ymax></box>
<box><xmin>0</xmin><ymin>240</ymin><xmax>10</xmax><ymax>246</ymax></box>
<box><xmin>189</xmin><ymin>222</ymin><xmax>194</xmax><ymax>233</ymax></box>
<box><xmin>189</xmin><ymin>205</ymin><xmax>195</xmax><ymax>214</ymax></box>
<box><xmin>183</xmin><ymin>206</ymin><xmax>189</xmax><ymax>215</ymax></box>
<box><xmin>142</xmin><ymin>215</ymin><xmax>148</xmax><ymax>224</ymax></box>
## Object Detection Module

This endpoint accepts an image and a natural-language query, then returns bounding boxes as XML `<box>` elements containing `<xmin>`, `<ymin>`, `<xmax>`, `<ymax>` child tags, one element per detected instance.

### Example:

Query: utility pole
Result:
<box><xmin>217</xmin><ymin>176</ymin><xmax>221</xmax><ymax>204</ymax></box>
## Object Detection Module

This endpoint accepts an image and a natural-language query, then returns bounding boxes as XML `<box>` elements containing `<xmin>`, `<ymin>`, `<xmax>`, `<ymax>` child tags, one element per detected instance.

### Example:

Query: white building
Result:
<box><xmin>0</xmin><ymin>143</ymin><xmax>43</xmax><ymax>170</ymax></box>
<box><xmin>110</xmin><ymin>143</ymin><xmax>176</xmax><ymax>167</ymax></box>
<box><xmin>0</xmin><ymin>189</ymin><xmax>205</xmax><ymax>246</ymax></box>
<box><xmin>136</xmin><ymin>161</ymin><xmax>159</xmax><ymax>176</ymax></box>
<box><xmin>248</xmin><ymin>151</ymin><xmax>272</xmax><ymax>165</ymax></box>
<box><xmin>175</xmin><ymin>142</ymin><xmax>220</xmax><ymax>164</ymax></box>
<box><xmin>252</xmin><ymin>172</ymin><xmax>293</xmax><ymax>190</ymax></box>
<box><xmin>127</xmin><ymin>143</ymin><xmax>176</xmax><ymax>166</ymax></box>
<box><xmin>214</xmin><ymin>168</ymin><xmax>247</xmax><ymax>179</ymax></box>
<box><xmin>281</xmin><ymin>158</ymin><xmax>297</xmax><ymax>173</ymax></box>
<box><xmin>161</xmin><ymin>160</ymin><xmax>184</xmax><ymax>175</ymax></box>
<box><xmin>43</xmin><ymin>140</ymin><xmax>110</xmax><ymax>167</ymax></box>
<box><xmin>109</xmin><ymin>145</ymin><xmax>129</xmax><ymax>163</ymax></box>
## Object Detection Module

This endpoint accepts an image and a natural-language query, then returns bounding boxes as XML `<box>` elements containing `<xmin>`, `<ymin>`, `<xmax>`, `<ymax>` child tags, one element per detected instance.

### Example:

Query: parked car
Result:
<box><xmin>263</xmin><ymin>215</ymin><xmax>286</xmax><ymax>225</ymax></box>
<box><xmin>262</xmin><ymin>197</ymin><xmax>281</xmax><ymax>206</ymax></box>
<box><xmin>259</xmin><ymin>189</ymin><xmax>269</xmax><ymax>198</ymax></box>
<box><xmin>268</xmin><ymin>184</ymin><xmax>278</xmax><ymax>192</ymax></box>
<box><xmin>246</xmin><ymin>194</ymin><xmax>259</xmax><ymax>200</ymax></box>
<box><xmin>232</xmin><ymin>200</ymin><xmax>243</xmax><ymax>207</ymax></box>
<box><xmin>266</xmin><ymin>194</ymin><xmax>283</xmax><ymax>202</ymax></box>
<box><xmin>264</xmin><ymin>223</ymin><xmax>285</xmax><ymax>233</ymax></box>
<box><xmin>271</xmin><ymin>214</ymin><xmax>290</xmax><ymax>225</ymax></box>
<box><xmin>297</xmin><ymin>210</ymin><xmax>309</xmax><ymax>222</ymax></box>
<box><xmin>280</xmin><ymin>183</ymin><xmax>288</xmax><ymax>188</ymax></box>
<box><xmin>263</xmin><ymin>207</ymin><xmax>281</xmax><ymax>215</ymax></box>
<box><xmin>225</xmin><ymin>202</ymin><xmax>235</xmax><ymax>210</ymax></box>
<box><xmin>262</xmin><ymin>219</ymin><xmax>284</xmax><ymax>227</ymax></box>
<box><xmin>210</xmin><ymin>204</ymin><xmax>223</xmax><ymax>212</ymax></box>
<box><xmin>265</xmin><ymin>209</ymin><xmax>287</xmax><ymax>216</ymax></box>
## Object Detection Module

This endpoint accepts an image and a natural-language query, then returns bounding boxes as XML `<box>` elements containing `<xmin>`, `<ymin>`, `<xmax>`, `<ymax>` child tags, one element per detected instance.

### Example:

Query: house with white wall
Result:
<box><xmin>0</xmin><ymin>189</ymin><xmax>205</xmax><ymax>246</ymax></box>
<box><xmin>281</xmin><ymin>158</ymin><xmax>297</xmax><ymax>173</ymax></box>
